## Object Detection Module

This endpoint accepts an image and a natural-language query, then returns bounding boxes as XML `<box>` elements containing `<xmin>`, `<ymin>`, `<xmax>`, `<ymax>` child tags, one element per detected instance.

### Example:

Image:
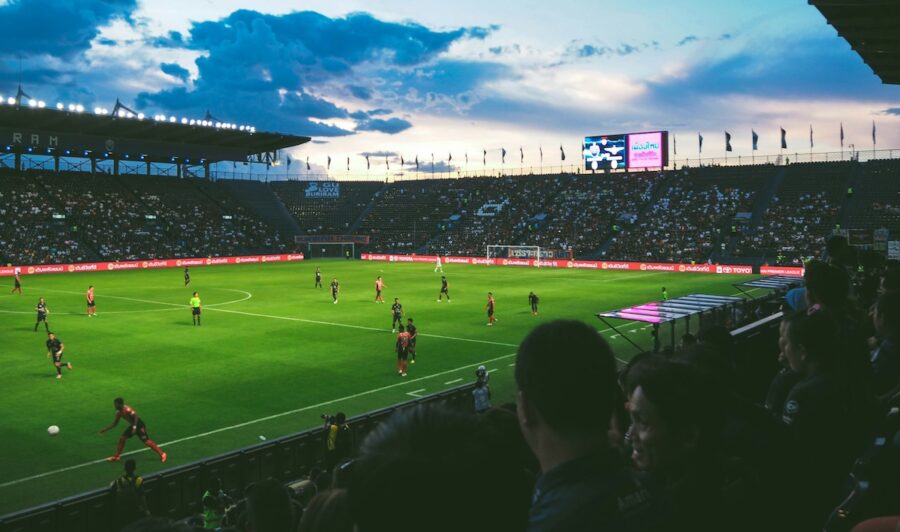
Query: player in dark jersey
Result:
<box><xmin>45</xmin><ymin>332</ymin><xmax>72</xmax><ymax>379</ymax></box>
<box><xmin>100</xmin><ymin>397</ymin><xmax>167</xmax><ymax>463</ymax></box>
<box><xmin>406</xmin><ymin>318</ymin><xmax>418</xmax><ymax>364</ymax></box>
<box><xmin>391</xmin><ymin>298</ymin><xmax>403</xmax><ymax>332</ymax></box>
<box><xmin>35</xmin><ymin>297</ymin><xmax>50</xmax><ymax>332</ymax></box>
<box><xmin>529</xmin><ymin>291</ymin><xmax>540</xmax><ymax>316</ymax></box>
<box><xmin>315</xmin><ymin>267</ymin><xmax>323</xmax><ymax>288</ymax></box>
<box><xmin>396</xmin><ymin>325</ymin><xmax>410</xmax><ymax>377</ymax></box>
<box><xmin>11</xmin><ymin>270</ymin><xmax>22</xmax><ymax>294</ymax></box>
<box><xmin>437</xmin><ymin>276</ymin><xmax>450</xmax><ymax>302</ymax></box>
<box><xmin>184</xmin><ymin>267</ymin><xmax>190</xmax><ymax>287</ymax></box>
<box><xmin>331</xmin><ymin>278</ymin><xmax>340</xmax><ymax>304</ymax></box>
<box><xmin>486</xmin><ymin>292</ymin><xmax>496</xmax><ymax>326</ymax></box>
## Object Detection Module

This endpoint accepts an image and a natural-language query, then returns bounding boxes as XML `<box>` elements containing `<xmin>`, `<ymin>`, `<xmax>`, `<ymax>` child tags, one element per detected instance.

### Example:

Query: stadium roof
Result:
<box><xmin>0</xmin><ymin>98</ymin><xmax>310</xmax><ymax>164</ymax></box>
<box><xmin>810</xmin><ymin>0</ymin><xmax>900</xmax><ymax>85</ymax></box>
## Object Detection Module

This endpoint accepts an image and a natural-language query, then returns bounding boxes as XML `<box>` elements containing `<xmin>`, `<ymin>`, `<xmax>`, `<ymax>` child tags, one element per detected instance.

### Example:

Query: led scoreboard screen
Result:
<box><xmin>583</xmin><ymin>131</ymin><xmax>668</xmax><ymax>170</ymax></box>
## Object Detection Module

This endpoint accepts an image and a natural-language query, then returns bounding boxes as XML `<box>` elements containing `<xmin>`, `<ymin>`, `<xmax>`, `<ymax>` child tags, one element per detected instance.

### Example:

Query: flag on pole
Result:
<box><xmin>780</xmin><ymin>128</ymin><xmax>787</xmax><ymax>149</ymax></box>
<box><xmin>483</xmin><ymin>148</ymin><xmax>487</xmax><ymax>166</ymax></box>
<box><xmin>385</xmin><ymin>155</ymin><xmax>389</xmax><ymax>170</ymax></box>
<box><xmin>366</xmin><ymin>155</ymin><xmax>370</xmax><ymax>170</ymax></box>
<box><xmin>346</xmin><ymin>157</ymin><xmax>350</xmax><ymax>171</ymax></box>
<box><xmin>286</xmin><ymin>156</ymin><xmax>292</xmax><ymax>168</ymax></box>
<box><xmin>725</xmin><ymin>132</ymin><xmax>732</xmax><ymax>152</ymax></box>
<box><xmin>810</xmin><ymin>125</ymin><xmax>814</xmax><ymax>149</ymax></box>
<box><xmin>520</xmin><ymin>146</ymin><xmax>524</xmax><ymax>163</ymax></box>
<box><xmin>305</xmin><ymin>156</ymin><xmax>310</xmax><ymax>171</ymax></box>
<box><xmin>673</xmin><ymin>135</ymin><xmax>677</xmax><ymax>155</ymax></box>
<box><xmin>401</xmin><ymin>155</ymin><xmax>405</xmax><ymax>166</ymax></box>
<box><xmin>840</xmin><ymin>123</ymin><xmax>844</xmax><ymax>147</ymax></box>
<box><xmin>698</xmin><ymin>133</ymin><xmax>703</xmax><ymax>154</ymax></box>
<box><xmin>327</xmin><ymin>156</ymin><xmax>331</xmax><ymax>170</ymax></box>
<box><xmin>560</xmin><ymin>145</ymin><xmax>566</xmax><ymax>161</ymax></box>
<box><xmin>873</xmin><ymin>120</ymin><xmax>877</xmax><ymax>145</ymax></box>
<box><xmin>448</xmin><ymin>153</ymin><xmax>452</xmax><ymax>163</ymax></box>
<box><xmin>752</xmin><ymin>130</ymin><xmax>758</xmax><ymax>151</ymax></box>
<box><xmin>501</xmin><ymin>148</ymin><xmax>507</xmax><ymax>164</ymax></box>
<box><xmin>465</xmin><ymin>152</ymin><xmax>469</xmax><ymax>165</ymax></box>
<box><xmin>540</xmin><ymin>145</ymin><xmax>543</xmax><ymax>162</ymax></box>
<box><xmin>415</xmin><ymin>155</ymin><xmax>419</xmax><ymax>170</ymax></box>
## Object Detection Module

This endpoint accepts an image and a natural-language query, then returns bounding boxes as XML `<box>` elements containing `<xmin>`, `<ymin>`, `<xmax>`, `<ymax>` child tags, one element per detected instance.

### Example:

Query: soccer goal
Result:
<box><xmin>486</xmin><ymin>245</ymin><xmax>542</xmax><ymax>266</ymax></box>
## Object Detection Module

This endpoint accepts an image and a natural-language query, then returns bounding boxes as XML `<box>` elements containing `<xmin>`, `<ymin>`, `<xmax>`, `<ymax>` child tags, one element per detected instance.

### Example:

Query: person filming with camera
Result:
<box><xmin>324</xmin><ymin>412</ymin><xmax>351</xmax><ymax>470</ymax></box>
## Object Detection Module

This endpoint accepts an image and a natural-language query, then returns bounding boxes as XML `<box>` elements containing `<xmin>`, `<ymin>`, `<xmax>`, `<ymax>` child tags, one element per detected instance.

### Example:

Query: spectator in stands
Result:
<box><xmin>871</xmin><ymin>291</ymin><xmax>900</xmax><ymax>401</ymax></box>
<box><xmin>111</xmin><ymin>458</ymin><xmax>150</xmax><ymax>529</ymax></box>
<box><xmin>245</xmin><ymin>478</ymin><xmax>298</xmax><ymax>532</ymax></box>
<box><xmin>325</xmin><ymin>413</ymin><xmax>351</xmax><ymax>470</ymax></box>
<box><xmin>515</xmin><ymin>320</ymin><xmax>660</xmax><ymax>531</ymax></box>
<box><xmin>120</xmin><ymin>516</ymin><xmax>194</xmax><ymax>532</ymax></box>
<box><xmin>777</xmin><ymin>310</ymin><xmax>875</xmax><ymax>526</ymax></box>
<box><xmin>347</xmin><ymin>404</ymin><xmax>533</xmax><ymax>532</ymax></box>
<box><xmin>298</xmin><ymin>489</ymin><xmax>354</xmax><ymax>532</ymax></box>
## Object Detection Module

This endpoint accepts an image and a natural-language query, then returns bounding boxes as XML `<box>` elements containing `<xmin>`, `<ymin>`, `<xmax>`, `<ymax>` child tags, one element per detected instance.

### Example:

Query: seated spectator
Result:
<box><xmin>515</xmin><ymin>320</ymin><xmax>660</xmax><ymax>531</ymax></box>
<box><xmin>872</xmin><ymin>291</ymin><xmax>900</xmax><ymax>401</ymax></box>
<box><xmin>111</xmin><ymin>458</ymin><xmax>150</xmax><ymax>529</ymax></box>
<box><xmin>245</xmin><ymin>478</ymin><xmax>298</xmax><ymax>532</ymax></box>
<box><xmin>298</xmin><ymin>489</ymin><xmax>353</xmax><ymax>532</ymax></box>
<box><xmin>120</xmin><ymin>516</ymin><xmax>194</xmax><ymax>532</ymax></box>
<box><xmin>347</xmin><ymin>404</ymin><xmax>533</xmax><ymax>532</ymax></box>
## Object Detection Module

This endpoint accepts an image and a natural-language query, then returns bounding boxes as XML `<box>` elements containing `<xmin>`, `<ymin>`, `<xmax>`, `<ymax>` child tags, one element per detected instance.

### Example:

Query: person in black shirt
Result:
<box><xmin>331</xmin><ymin>279</ymin><xmax>340</xmax><ymax>303</ymax></box>
<box><xmin>184</xmin><ymin>267</ymin><xmax>190</xmax><ymax>287</ymax></box>
<box><xmin>391</xmin><ymin>298</ymin><xmax>403</xmax><ymax>333</ymax></box>
<box><xmin>315</xmin><ymin>267</ymin><xmax>322</xmax><ymax>288</ymax></box>
<box><xmin>34</xmin><ymin>297</ymin><xmax>50</xmax><ymax>332</ymax></box>
<box><xmin>46</xmin><ymin>332</ymin><xmax>72</xmax><ymax>379</ymax></box>
<box><xmin>871</xmin><ymin>291</ymin><xmax>900</xmax><ymax>400</ymax></box>
<box><xmin>515</xmin><ymin>320</ymin><xmax>661</xmax><ymax>531</ymax></box>
<box><xmin>11</xmin><ymin>270</ymin><xmax>22</xmax><ymax>294</ymax></box>
<box><xmin>406</xmin><ymin>318</ymin><xmax>418</xmax><ymax>363</ymax></box>
<box><xmin>437</xmin><ymin>276</ymin><xmax>450</xmax><ymax>302</ymax></box>
<box><xmin>528</xmin><ymin>291</ymin><xmax>539</xmax><ymax>316</ymax></box>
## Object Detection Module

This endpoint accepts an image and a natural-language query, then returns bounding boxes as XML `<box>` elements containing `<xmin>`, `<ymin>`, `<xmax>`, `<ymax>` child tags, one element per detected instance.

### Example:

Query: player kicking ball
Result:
<box><xmin>100</xmin><ymin>397</ymin><xmax>167</xmax><ymax>463</ymax></box>
<box><xmin>46</xmin><ymin>332</ymin><xmax>72</xmax><ymax>379</ymax></box>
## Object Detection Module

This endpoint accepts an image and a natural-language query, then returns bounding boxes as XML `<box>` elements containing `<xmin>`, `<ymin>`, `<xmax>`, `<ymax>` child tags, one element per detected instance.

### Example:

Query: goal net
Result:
<box><xmin>486</xmin><ymin>245</ymin><xmax>542</xmax><ymax>266</ymax></box>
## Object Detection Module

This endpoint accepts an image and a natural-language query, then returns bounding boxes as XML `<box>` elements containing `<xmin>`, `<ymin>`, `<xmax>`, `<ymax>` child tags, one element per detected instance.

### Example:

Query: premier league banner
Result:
<box><xmin>304</xmin><ymin>181</ymin><xmax>340</xmax><ymax>198</ymax></box>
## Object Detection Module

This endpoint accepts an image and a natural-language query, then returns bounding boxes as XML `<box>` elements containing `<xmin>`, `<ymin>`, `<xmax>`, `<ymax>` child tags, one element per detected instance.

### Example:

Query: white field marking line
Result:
<box><xmin>444</xmin><ymin>378</ymin><xmax>464</xmax><ymax>385</ymax></box>
<box><xmin>406</xmin><ymin>389</ymin><xmax>426</xmax><ymax>397</ymax></box>
<box><xmin>508</xmin><ymin>363</ymin><xmax>515</xmax><ymax>367</ymax></box>
<box><xmin>29</xmin><ymin>287</ymin><xmax>252</xmax><ymax>310</ymax></box>
<box><xmin>205</xmin><ymin>306</ymin><xmax>519</xmax><ymax>348</ymax></box>
<box><xmin>487</xmin><ymin>368</ymin><xmax>498</xmax><ymax>373</ymax></box>
<box><xmin>0</xmin><ymin>351</ymin><xmax>518</xmax><ymax>489</ymax></box>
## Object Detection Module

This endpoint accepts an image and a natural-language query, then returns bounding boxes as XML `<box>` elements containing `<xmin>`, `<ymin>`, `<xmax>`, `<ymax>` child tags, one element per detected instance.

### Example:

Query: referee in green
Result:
<box><xmin>190</xmin><ymin>291</ymin><xmax>202</xmax><ymax>326</ymax></box>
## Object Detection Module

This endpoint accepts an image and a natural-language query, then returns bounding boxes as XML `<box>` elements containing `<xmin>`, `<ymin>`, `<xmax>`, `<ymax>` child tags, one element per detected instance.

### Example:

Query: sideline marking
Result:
<box><xmin>406</xmin><ymin>389</ymin><xmax>426</xmax><ymax>398</ymax></box>
<box><xmin>444</xmin><ymin>378</ymin><xmax>463</xmax><ymax>385</ymax></box>
<box><xmin>0</xmin><ymin>351</ymin><xmax>518</xmax><ymax>489</ymax></box>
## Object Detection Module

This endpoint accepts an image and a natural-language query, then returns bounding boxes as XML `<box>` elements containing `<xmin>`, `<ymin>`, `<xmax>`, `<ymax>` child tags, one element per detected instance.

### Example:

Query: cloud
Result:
<box><xmin>356</xmin><ymin>117</ymin><xmax>413</xmax><ymax>135</ymax></box>
<box><xmin>135</xmin><ymin>9</ymin><xmax>496</xmax><ymax>137</ymax></box>
<box><xmin>0</xmin><ymin>0</ymin><xmax>137</xmax><ymax>59</ymax></box>
<box><xmin>883</xmin><ymin>108</ymin><xmax>900</xmax><ymax>115</ymax></box>
<box><xmin>566</xmin><ymin>40</ymin><xmax>651</xmax><ymax>60</ymax></box>
<box><xmin>160</xmin><ymin>62</ymin><xmax>190</xmax><ymax>82</ymax></box>
<box><xmin>719</xmin><ymin>33</ymin><xmax>733</xmax><ymax>41</ymax></box>
<box><xmin>677</xmin><ymin>35</ymin><xmax>699</xmax><ymax>46</ymax></box>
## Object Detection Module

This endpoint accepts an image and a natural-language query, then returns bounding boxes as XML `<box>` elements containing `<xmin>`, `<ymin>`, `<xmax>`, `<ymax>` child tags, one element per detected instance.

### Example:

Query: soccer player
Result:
<box><xmin>11</xmin><ymin>269</ymin><xmax>22</xmax><ymax>294</ymax></box>
<box><xmin>315</xmin><ymin>267</ymin><xmax>323</xmax><ymax>288</ymax></box>
<box><xmin>46</xmin><ymin>332</ymin><xmax>72</xmax><ymax>379</ymax></box>
<box><xmin>486</xmin><ymin>292</ymin><xmax>496</xmax><ymax>326</ymax></box>
<box><xmin>99</xmin><ymin>397</ymin><xmax>167</xmax><ymax>463</ymax></box>
<box><xmin>375</xmin><ymin>276</ymin><xmax>385</xmax><ymax>303</ymax></box>
<box><xmin>529</xmin><ymin>291</ymin><xmax>540</xmax><ymax>316</ymax></box>
<box><xmin>438</xmin><ymin>276</ymin><xmax>450</xmax><ymax>302</ymax></box>
<box><xmin>34</xmin><ymin>297</ymin><xmax>49</xmax><ymax>332</ymax></box>
<box><xmin>406</xmin><ymin>317</ymin><xmax>418</xmax><ymax>364</ymax></box>
<box><xmin>391</xmin><ymin>298</ymin><xmax>403</xmax><ymax>333</ymax></box>
<box><xmin>662</xmin><ymin>287</ymin><xmax>668</xmax><ymax>301</ymax></box>
<box><xmin>434</xmin><ymin>255</ymin><xmax>443</xmax><ymax>273</ymax></box>
<box><xmin>331</xmin><ymin>278</ymin><xmax>340</xmax><ymax>304</ymax></box>
<box><xmin>396</xmin><ymin>324</ymin><xmax>410</xmax><ymax>377</ymax></box>
<box><xmin>86</xmin><ymin>285</ymin><xmax>96</xmax><ymax>316</ymax></box>
<box><xmin>190</xmin><ymin>291</ymin><xmax>202</xmax><ymax>326</ymax></box>
<box><xmin>184</xmin><ymin>267</ymin><xmax>190</xmax><ymax>287</ymax></box>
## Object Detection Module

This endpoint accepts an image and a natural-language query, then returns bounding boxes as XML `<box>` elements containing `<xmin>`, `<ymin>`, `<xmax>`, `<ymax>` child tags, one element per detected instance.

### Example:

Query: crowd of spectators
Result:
<box><xmin>0</xmin><ymin>171</ymin><xmax>288</xmax><ymax>264</ymax></box>
<box><xmin>271</xmin><ymin>181</ymin><xmax>383</xmax><ymax>235</ymax></box>
<box><xmin>606</xmin><ymin>172</ymin><xmax>759</xmax><ymax>263</ymax></box>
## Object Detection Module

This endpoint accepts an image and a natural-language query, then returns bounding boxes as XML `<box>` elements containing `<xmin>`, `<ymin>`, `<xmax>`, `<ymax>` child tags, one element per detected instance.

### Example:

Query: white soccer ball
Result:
<box><xmin>47</xmin><ymin>425</ymin><xmax>60</xmax><ymax>436</ymax></box>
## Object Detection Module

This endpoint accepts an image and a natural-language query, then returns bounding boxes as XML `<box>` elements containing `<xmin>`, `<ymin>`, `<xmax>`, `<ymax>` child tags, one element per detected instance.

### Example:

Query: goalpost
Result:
<box><xmin>486</xmin><ymin>245</ymin><xmax>542</xmax><ymax>266</ymax></box>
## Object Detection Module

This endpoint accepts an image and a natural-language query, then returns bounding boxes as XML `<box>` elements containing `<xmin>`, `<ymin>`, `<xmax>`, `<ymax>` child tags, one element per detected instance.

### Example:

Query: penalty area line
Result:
<box><xmin>0</xmin><ymin>351</ymin><xmax>517</xmax><ymax>489</ymax></box>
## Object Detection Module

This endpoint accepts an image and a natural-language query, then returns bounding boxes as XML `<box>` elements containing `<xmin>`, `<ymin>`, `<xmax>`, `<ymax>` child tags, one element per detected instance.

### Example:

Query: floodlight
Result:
<box><xmin>37</xmin><ymin>101</ymin><xmax>45</xmax><ymax>108</ymax></box>
<box><xmin>56</xmin><ymin>103</ymin><xmax>64</xmax><ymax>110</ymax></box>
<box><xmin>8</xmin><ymin>97</ymin><xmax>16</xmax><ymax>105</ymax></box>
<box><xmin>75</xmin><ymin>105</ymin><xmax>84</xmax><ymax>113</ymax></box>
<box><xmin>28</xmin><ymin>99</ymin><xmax>37</xmax><ymax>107</ymax></box>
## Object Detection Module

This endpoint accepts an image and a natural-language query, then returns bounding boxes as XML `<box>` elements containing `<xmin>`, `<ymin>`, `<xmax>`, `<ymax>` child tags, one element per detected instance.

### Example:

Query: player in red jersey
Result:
<box><xmin>86</xmin><ymin>285</ymin><xmax>96</xmax><ymax>317</ymax></box>
<box><xmin>100</xmin><ymin>397</ymin><xmax>167</xmax><ymax>463</ymax></box>
<box><xmin>396</xmin><ymin>325</ymin><xmax>410</xmax><ymax>377</ymax></box>
<box><xmin>486</xmin><ymin>292</ymin><xmax>497</xmax><ymax>326</ymax></box>
<box><xmin>375</xmin><ymin>276</ymin><xmax>385</xmax><ymax>303</ymax></box>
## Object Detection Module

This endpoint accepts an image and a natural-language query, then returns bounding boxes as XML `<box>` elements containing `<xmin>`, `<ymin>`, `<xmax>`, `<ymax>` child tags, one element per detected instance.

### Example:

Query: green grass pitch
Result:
<box><xmin>0</xmin><ymin>260</ymin><xmax>760</xmax><ymax>515</ymax></box>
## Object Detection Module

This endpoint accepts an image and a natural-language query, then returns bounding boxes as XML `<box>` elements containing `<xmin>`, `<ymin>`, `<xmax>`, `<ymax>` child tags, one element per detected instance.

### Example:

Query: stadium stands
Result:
<box><xmin>271</xmin><ymin>181</ymin><xmax>384</xmax><ymax>235</ymax></box>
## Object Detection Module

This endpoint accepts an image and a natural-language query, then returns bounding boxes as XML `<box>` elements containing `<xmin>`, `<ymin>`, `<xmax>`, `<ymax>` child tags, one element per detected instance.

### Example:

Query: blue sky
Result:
<box><xmin>0</xmin><ymin>0</ymin><xmax>897</xmax><ymax>176</ymax></box>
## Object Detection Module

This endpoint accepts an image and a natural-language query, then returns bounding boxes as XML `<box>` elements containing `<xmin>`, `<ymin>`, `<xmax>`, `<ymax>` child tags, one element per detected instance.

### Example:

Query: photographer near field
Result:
<box><xmin>324</xmin><ymin>412</ymin><xmax>351</xmax><ymax>470</ymax></box>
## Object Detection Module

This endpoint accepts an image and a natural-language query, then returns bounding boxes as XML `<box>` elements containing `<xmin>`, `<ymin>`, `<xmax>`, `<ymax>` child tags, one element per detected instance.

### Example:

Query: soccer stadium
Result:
<box><xmin>1</xmin><ymin>1</ymin><xmax>899</xmax><ymax>531</ymax></box>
